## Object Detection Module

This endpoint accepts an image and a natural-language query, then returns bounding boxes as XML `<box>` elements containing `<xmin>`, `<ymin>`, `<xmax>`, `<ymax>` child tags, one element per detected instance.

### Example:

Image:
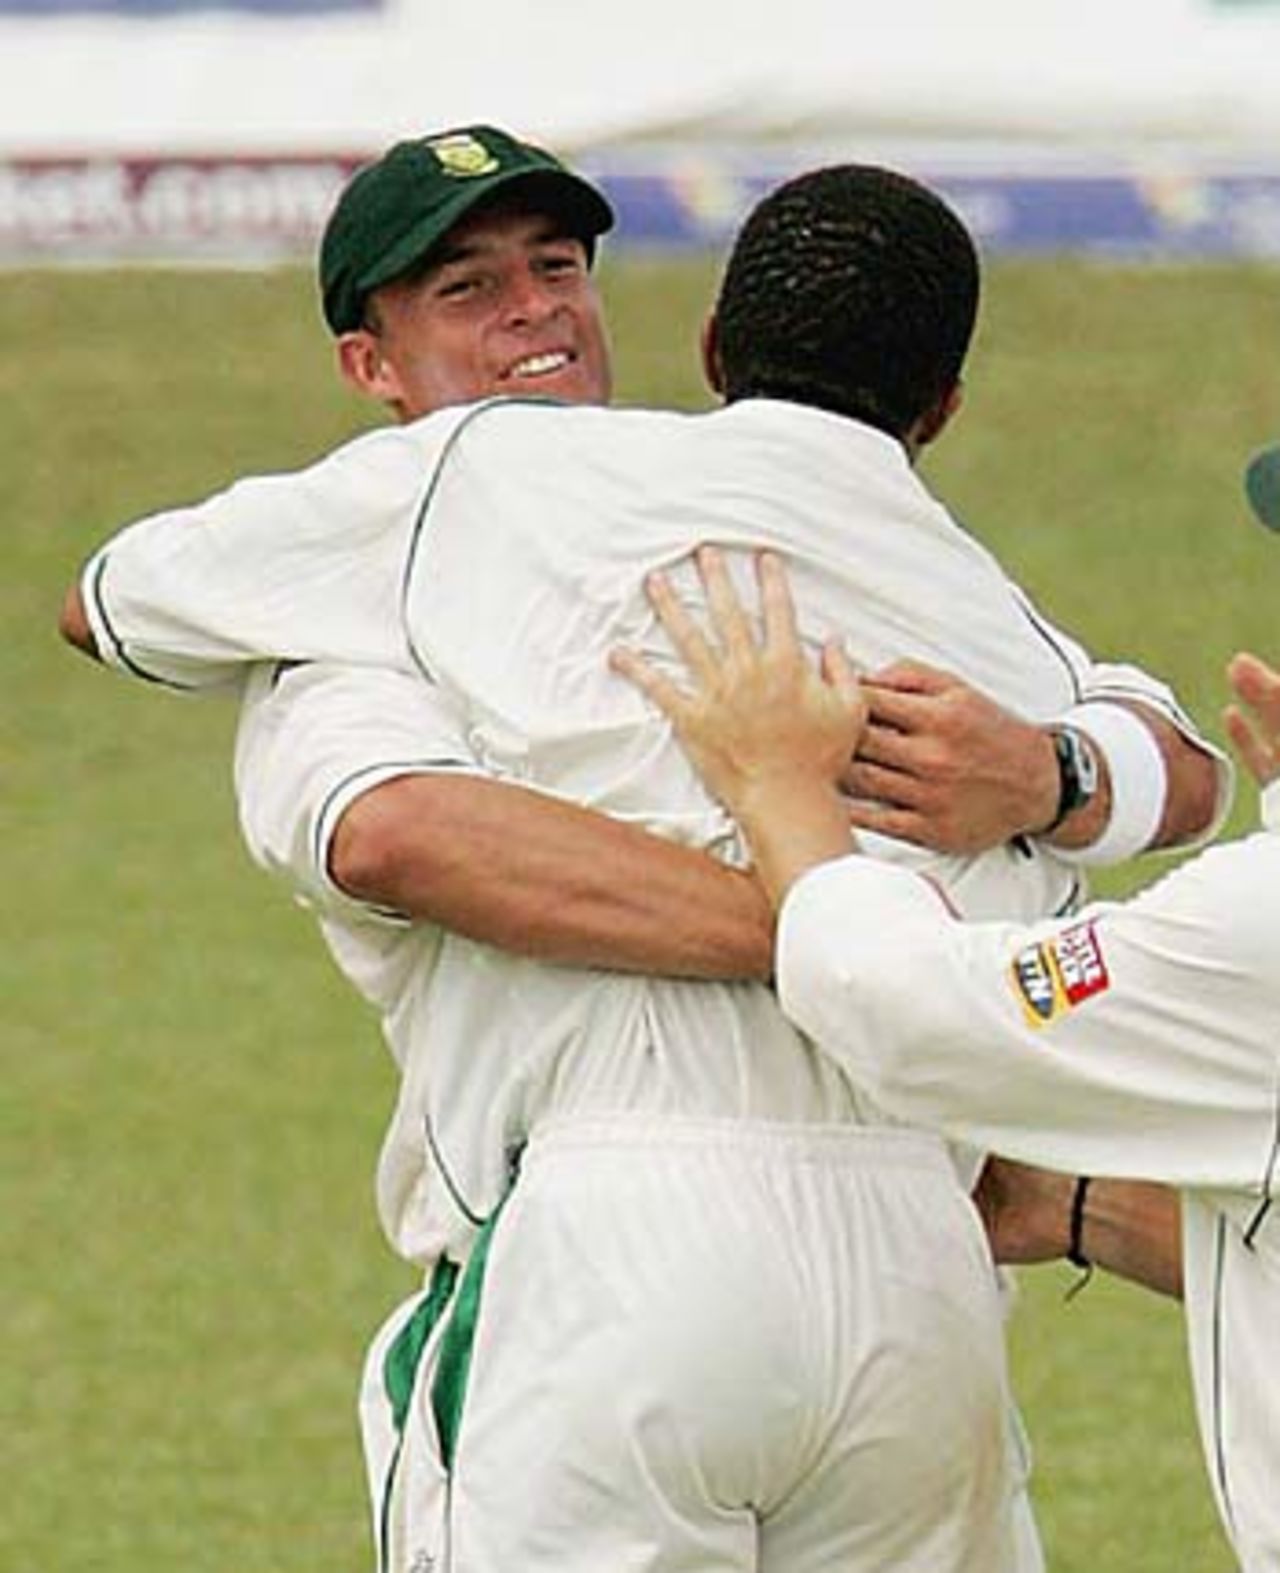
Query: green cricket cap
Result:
<box><xmin>319</xmin><ymin>124</ymin><xmax>615</xmax><ymax>334</ymax></box>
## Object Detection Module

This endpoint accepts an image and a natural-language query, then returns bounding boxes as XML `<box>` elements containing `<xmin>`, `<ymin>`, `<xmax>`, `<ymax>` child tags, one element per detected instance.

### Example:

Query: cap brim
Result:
<box><xmin>360</xmin><ymin>167</ymin><xmax>614</xmax><ymax>299</ymax></box>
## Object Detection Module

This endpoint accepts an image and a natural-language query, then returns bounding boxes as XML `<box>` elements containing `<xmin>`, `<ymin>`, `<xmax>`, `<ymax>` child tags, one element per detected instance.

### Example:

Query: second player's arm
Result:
<box><xmin>61</xmin><ymin>530</ymin><xmax>773</xmax><ymax>980</ymax></box>
<box><xmin>242</xmin><ymin>661</ymin><xmax>775</xmax><ymax>980</ymax></box>
<box><xmin>843</xmin><ymin>660</ymin><xmax>1225</xmax><ymax>858</ymax></box>
<box><xmin>330</xmin><ymin>768</ymin><xmax>774</xmax><ymax>977</ymax></box>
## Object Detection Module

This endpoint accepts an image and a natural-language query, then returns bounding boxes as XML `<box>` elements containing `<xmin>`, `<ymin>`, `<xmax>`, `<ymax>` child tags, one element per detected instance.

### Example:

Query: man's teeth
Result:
<box><xmin>511</xmin><ymin>352</ymin><xmax>570</xmax><ymax>378</ymax></box>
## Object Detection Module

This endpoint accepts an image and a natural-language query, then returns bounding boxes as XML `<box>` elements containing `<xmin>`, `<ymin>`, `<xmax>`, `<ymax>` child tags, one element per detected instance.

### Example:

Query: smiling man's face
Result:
<box><xmin>339</xmin><ymin>196</ymin><xmax>614</xmax><ymax>420</ymax></box>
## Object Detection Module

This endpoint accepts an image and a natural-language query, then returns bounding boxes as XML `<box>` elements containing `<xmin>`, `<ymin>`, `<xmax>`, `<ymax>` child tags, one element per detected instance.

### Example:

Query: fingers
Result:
<box><xmin>640</xmin><ymin>547</ymin><xmax>792</xmax><ymax>678</ymax></box>
<box><xmin>843</xmin><ymin>798</ymin><xmax>931</xmax><ymax>847</ymax></box>
<box><xmin>821</xmin><ymin>638</ymin><xmax>868</xmax><ymax>724</ymax></box>
<box><xmin>610</xmin><ymin>549</ymin><xmax>758</xmax><ymax>722</ymax></box>
<box><xmin>1224</xmin><ymin>651</ymin><xmax>1280</xmax><ymax>788</ymax></box>
<box><xmin>615</xmin><ymin>547</ymin><xmax>815</xmax><ymax>715</ymax></box>
<box><xmin>757</xmin><ymin>551</ymin><xmax>802</xmax><ymax>660</ymax></box>
<box><xmin>643</xmin><ymin>568</ymin><xmax>718</xmax><ymax>687</ymax></box>
<box><xmin>1227</xmin><ymin>649</ymin><xmax>1279</xmax><ymax>693</ymax></box>
<box><xmin>856</xmin><ymin>679</ymin><xmax>934</xmax><ymax>735</ymax></box>
<box><xmin>847</xmin><ymin>715</ymin><xmax>921</xmax><ymax>771</ymax></box>
<box><xmin>608</xmin><ymin>645</ymin><xmax>689</xmax><ymax>722</ymax></box>
<box><xmin>842</xmin><ymin>754</ymin><xmax>923</xmax><ymax>809</ymax></box>
<box><xmin>698</xmin><ymin>546</ymin><xmax>756</xmax><ymax>665</ymax></box>
<box><xmin>1223</xmin><ymin>703</ymin><xmax>1279</xmax><ymax>788</ymax></box>
<box><xmin>863</xmin><ymin>659</ymin><xmax>952</xmax><ymax>695</ymax></box>
<box><xmin>860</xmin><ymin>663</ymin><xmax>979</xmax><ymax>737</ymax></box>
<box><xmin>1227</xmin><ymin>651</ymin><xmax>1280</xmax><ymax>724</ymax></box>
<box><xmin>820</xmin><ymin>636</ymin><xmax>857</xmax><ymax>695</ymax></box>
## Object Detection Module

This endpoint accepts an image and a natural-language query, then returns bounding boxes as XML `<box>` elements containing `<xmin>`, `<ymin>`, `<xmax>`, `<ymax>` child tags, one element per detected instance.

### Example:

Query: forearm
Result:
<box><xmin>977</xmin><ymin>1157</ymin><xmax>1183</xmax><ymax>1299</ymax></box>
<box><xmin>735</xmin><ymin>778</ymin><xmax>855</xmax><ymax>909</ymax></box>
<box><xmin>844</xmin><ymin>667</ymin><xmax>1223</xmax><ymax>858</ymax></box>
<box><xmin>331</xmin><ymin>772</ymin><xmax>775</xmax><ymax>979</ymax></box>
<box><xmin>1075</xmin><ymin>1177</ymin><xmax>1183</xmax><ymax>1298</ymax></box>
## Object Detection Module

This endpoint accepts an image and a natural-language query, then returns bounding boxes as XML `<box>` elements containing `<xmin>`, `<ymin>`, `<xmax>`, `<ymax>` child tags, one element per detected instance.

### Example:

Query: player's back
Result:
<box><xmin>405</xmin><ymin>395</ymin><xmax>1082</xmax><ymax>920</ymax></box>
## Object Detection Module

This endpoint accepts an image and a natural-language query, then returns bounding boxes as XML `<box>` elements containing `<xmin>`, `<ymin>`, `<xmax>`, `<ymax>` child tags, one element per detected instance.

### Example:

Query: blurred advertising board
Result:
<box><xmin>2</xmin><ymin>148</ymin><xmax>1279</xmax><ymax>263</ymax></box>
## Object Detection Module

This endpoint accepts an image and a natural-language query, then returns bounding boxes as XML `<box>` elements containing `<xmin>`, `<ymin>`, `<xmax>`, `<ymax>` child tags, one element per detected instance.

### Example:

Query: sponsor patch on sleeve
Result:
<box><xmin>1009</xmin><ymin>920</ymin><xmax>1110</xmax><ymax>1028</ymax></box>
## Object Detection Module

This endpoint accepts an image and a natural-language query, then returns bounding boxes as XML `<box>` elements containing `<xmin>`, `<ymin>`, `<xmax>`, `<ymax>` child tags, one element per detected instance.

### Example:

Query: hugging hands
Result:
<box><xmin>610</xmin><ymin>546</ymin><xmax>867</xmax><ymax>905</ymax></box>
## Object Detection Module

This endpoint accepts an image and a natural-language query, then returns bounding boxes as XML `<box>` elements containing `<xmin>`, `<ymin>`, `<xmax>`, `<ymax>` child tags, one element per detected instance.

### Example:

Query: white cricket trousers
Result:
<box><xmin>362</xmin><ymin>1115</ymin><xmax>1021</xmax><ymax>1572</ymax></box>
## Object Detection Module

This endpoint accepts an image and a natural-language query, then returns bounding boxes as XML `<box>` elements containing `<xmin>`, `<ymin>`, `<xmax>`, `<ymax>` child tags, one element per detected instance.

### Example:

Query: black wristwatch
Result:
<box><xmin>1043</xmin><ymin>725</ymin><xmax>1099</xmax><ymax>833</ymax></box>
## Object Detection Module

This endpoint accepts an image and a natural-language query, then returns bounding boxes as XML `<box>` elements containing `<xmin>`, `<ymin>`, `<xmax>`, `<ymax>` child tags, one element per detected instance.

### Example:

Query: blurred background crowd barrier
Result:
<box><xmin>3</xmin><ymin>145</ymin><xmax>1280</xmax><ymax>262</ymax></box>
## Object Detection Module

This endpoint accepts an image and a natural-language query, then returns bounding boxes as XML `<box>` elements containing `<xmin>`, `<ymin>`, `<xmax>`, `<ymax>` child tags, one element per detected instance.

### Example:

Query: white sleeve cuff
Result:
<box><xmin>310</xmin><ymin>759</ymin><xmax>481</xmax><ymax>913</ymax></box>
<box><xmin>1050</xmin><ymin>702</ymin><xmax>1167</xmax><ymax>866</ymax></box>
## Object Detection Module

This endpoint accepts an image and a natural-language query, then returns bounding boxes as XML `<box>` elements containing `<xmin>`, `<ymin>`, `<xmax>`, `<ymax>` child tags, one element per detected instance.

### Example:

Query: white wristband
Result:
<box><xmin>1049</xmin><ymin>702</ymin><xmax>1167</xmax><ymax>866</ymax></box>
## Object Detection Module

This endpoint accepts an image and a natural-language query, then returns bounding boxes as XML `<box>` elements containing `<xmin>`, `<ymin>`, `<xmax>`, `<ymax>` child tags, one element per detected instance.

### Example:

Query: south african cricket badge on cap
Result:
<box><xmin>426</xmin><ymin>132</ymin><xmax>501</xmax><ymax>178</ymax></box>
<box><xmin>1009</xmin><ymin>920</ymin><xmax>1110</xmax><ymax>1028</ymax></box>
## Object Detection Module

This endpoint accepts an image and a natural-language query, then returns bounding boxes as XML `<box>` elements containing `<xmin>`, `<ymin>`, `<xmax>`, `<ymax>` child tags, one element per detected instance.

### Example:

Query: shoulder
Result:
<box><xmin>233</xmin><ymin>661</ymin><xmax>470</xmax><ymax>907</ymax></box>
<box><xmin>331</xmin><ymin>407</ymin><xmax>478</xmax><ymax>479</ymax></box>
<box><xmin>236</xmin><ymin>660</ymin><xmax>465</xmax><ymax>762</ymax></box>
<box><xmin>449</xmin><ymin>396</ymin><xmax>691</xmax><ymax>455</ymax></box>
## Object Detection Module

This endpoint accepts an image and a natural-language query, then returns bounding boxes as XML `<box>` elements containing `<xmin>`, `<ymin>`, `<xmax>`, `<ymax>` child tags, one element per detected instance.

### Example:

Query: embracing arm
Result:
<box><xmin>842</xmin><ymin>661</ymin><xmax>1223</xmax><ymax>858</ymax></box>
<box><xmin>330</xmin><ymin>771</ymin><xmax>774</xmax><ymax>977</ymax></box>
<box><xmin>241</xmin><ymin>661</ymin><xmax>774</xmax><ymax>980</ymax></box>
<box><xmin>63</xmin><ymin>540</ymin><xmax>774</xmax><ymax>978</ymax></box>
<box><xmin>331</xmin><ymin>629</ymin><xmax>1221</xmax><ymax>967</ymax></box>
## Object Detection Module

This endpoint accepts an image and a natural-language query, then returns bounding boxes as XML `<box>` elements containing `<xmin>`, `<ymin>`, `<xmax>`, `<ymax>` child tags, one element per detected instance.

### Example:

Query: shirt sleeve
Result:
<box><xmin>1074</xmin><ymin>660</ymin><xmax>1234</xmax><ymax>846</ymax></box>
<box><xmin>79</xmin><ymin>418</ymin><xmax>464</xmax><ymax>691</ymax></box>
<box><xmin>234</xmin><ymin>660</ymin><xmax>478</xmax><ymax>920</ymax></box>
<box><xmin>1011</xmin><ymin>585</ymin><xmax>1234</xmax><ymax>846</ymax></box>
<box><xmin>776</xmin><ymin>841</ymin><xmax>1280</xmax><ymax>1191</ymax></box>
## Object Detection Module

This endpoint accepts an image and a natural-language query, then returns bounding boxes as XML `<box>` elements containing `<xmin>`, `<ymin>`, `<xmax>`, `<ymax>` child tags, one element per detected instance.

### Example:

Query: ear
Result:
<box><xmin>700</xmin><ymin>312</ymin><xmax>725</xmax><ymax>397</ymax></box>
<box><xmin>336</xmin><ymin>330</ymin><xmax>403</xmax><ymax>407</ymax></box>
<box><xmin>911</xmin><ymin>381</ymin><xmax>965</xmax><ymax>451</ymax></box>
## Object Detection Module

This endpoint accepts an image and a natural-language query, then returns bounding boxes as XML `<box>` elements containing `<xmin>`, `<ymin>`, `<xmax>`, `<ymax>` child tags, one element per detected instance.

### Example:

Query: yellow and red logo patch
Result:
<box><xmin>1010</xmin><ymin>920</ymin><xmax>1110</xmax><ymax>1028</ymax></box>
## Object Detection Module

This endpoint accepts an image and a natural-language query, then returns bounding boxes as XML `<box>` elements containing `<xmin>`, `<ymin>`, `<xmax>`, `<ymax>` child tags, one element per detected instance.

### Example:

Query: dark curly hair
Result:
<box><xmin>712</xmin><ymin>165</ymin><xmax>980</xmax><ymax>438</ymax></box>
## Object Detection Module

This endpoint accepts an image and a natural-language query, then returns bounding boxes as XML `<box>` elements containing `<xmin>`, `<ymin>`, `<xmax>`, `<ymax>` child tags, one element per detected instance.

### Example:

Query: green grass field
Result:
<box><xmin>6</xmin><ymin>253</ymin><xmax>1278</xmax><ymax>1570</ymax></box>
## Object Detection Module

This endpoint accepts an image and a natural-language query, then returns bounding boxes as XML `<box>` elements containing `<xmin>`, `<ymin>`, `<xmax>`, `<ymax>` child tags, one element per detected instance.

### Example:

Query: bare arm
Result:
<box><xmin>59</xmin><ymin>582</ymin><xmax>99</xmax><ymax>658</ymax></box>
<box><xmin>840</xmin><ymin>661</ymin><xmax>1220</xmax><ymax>855</ymax></box>
<box><xmin>331</xmin><ymin>771</ymin><xmax>775</xmax><ymax>979</ymax></box>
<box><xmin>66</xmin><ymin>601</ymin><xmax>775</xmax><ymax>980</ymax></box>
<box><xmin>974</xmin><ymin>1155</ymin><xmax>1183</xmax><ymax>1299</ymax></box>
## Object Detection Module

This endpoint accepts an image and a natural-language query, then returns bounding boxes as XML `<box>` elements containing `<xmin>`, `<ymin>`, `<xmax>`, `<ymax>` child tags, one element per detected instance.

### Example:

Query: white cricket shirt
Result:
<box><xmin>776</xmin><ymin>810</ymin><xmax>1280</xmax><ymax>1568</ymax></box>
<box><xmin>83</xmin><ymin>395</ymin><xmax>1229</xmax><ymax>1270</ymax></box>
